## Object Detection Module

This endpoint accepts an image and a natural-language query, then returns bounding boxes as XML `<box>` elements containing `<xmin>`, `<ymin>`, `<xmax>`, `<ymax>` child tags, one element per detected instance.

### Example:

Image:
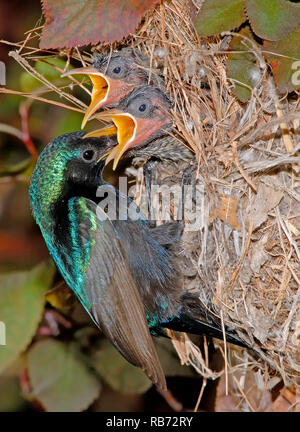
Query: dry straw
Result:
<box><xmin>128</xmin><ymin>0</ymin><xmax>300</xmax><ymax>392</ymax></box>
<box><xmin>131</xmin><ymin>0</ymin><xmax>300</xmax><ymax>391</ymax></box>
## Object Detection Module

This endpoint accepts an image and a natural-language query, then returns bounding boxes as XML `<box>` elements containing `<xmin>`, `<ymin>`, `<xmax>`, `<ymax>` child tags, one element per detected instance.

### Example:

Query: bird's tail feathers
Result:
<box><xmin>168</xmin><ymin>292</ymin><xmax>250</xmax><ymax>349</ymax></box>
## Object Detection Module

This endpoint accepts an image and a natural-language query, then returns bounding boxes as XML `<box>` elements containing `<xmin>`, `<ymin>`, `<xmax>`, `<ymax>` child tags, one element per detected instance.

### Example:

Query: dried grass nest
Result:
<box><xmin>128</xmin><ymin>0</ymin><xmax>300</xmax><ymax>389</ymax></box>
<box><xmin>9</xmin><ymin>0</ymin><xmax>300</xmax><ymax>393</ymax></box>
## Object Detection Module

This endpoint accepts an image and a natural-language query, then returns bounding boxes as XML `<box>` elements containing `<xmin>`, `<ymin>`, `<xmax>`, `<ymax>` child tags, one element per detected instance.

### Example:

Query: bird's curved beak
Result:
<box><xmin>62</xmin><ymin>66</ymin><xmax>132</xmax><ymax>128</ymax></box>
<box><xmin>84</xmin><ymin>109</ymin><xmax>163</xmax><ymax>170</ymax></box>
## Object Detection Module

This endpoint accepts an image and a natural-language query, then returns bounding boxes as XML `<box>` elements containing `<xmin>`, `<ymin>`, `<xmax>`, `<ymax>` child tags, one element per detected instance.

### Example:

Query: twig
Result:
<box><xmin>19</xmin><ymin>101</ymin><xmax>37</xmax><ymax>160</ymax></box>
<box><xmin>220</xmin><ymin>310</ymin><xmax>228</xmax><ymax>396</ymax></box>
<box><xmin>0</xmin><ymin>88</ymin><xmax>86</xmax><ymax>113</ymax></box>
<box><xmin>232</xmin><ymin>141</ymin><xmax>257</xmax><ymax>192</ymax></box>
<box><xmin>194</xmin><ymin>378</ymin><xmax>207</xmax><ymax>412</ymax></box>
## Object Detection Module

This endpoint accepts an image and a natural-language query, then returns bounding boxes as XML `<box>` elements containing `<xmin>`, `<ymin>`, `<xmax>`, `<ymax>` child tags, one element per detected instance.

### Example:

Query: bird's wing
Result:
<box><xmin>67</xmin><ymin>196</ymin><xmax>166</xmax><ymax>391</ymax></box>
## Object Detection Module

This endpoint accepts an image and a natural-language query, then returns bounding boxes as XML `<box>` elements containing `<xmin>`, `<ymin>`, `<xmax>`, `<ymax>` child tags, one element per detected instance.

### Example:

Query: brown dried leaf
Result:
<box><xmin>268</xmin><ymin>386</ymin><xmax>300</xmax><ymax>412</ymax></box>
<box><xmin>246</xmin><ymin>177</ymin><xmax>284</xmax><ymax>230</ymax></box>
<box><xmin>248</xmin><ymin>304</ymin><xmax>273</xmax><ymax>344</ymax></box>
<box><xmin>215</xmin><ymin>374</ymin><xmax>240</xmax><ymax>412</ymax></box>
<box><xmin>40</xmin><ymin>0</ymin><xmax>160</xmax><ymax>49</ymax></box>
<box><xmin>249</xmin><ymin>234</ymin><xmax>269</xmax><ymax>274</ymax></box>
<box><xmin>210</xmin><ymin>195</ymin><xmax>241</xmax><ymax>230</ymax></box>
<box><xmin>215</xmin><ymin>367</ymin><xmax>272</xmax><ymax>412</ymax></box>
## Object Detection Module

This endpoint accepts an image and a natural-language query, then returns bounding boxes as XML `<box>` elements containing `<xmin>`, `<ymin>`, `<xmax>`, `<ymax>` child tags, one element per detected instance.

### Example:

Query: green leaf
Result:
<box><xmin>27</xmin><ymin>339</ymin><xmax>101</xmax><ymax>412</ymax></box>
<box><xmin>0</xmin><ymin>376</ymin><xmax>27</xmax><ymax>412</ymax></box>
<box><xmin>19</xmin><ymin>73</ymin><xmax>41</xmax><ymax>93</ymax></box>
<box><xmin>92</xmin><ymin>339</ymin><xmax>152</xmax><ymax>395</ymax></box>
<box><xmin>40</xmin><ymin>0</ymin><xmax>160</xmax><ymax>48</ymax></box>
<box><xmin>227</xmin><ymin>26</ymin><xmax>260</xmax><ymax>102</ymax></box>
<box><xmin>264</xmin><ymin>27</ymin><xmax>300</xmax><ymax>93</ymax></box>
<box><xmin>245</xmin><ymin>0</ymin><xmax>300</xmax><ymax>41</ymax></box>
<box><xmin>36</xmin><ymin>58</ymin><xmax>69</xmax><ymax>80</ymax></box>
<box><xmin>193</xmin><ymin>0</ymin><xmax>246</xmax><ymax>37</ymax></box>
<box><xmin>54</xmin><ymin>110</ymin><xmax>83</xmax><ymax>136</ymax></box>
<box><xmin>0</xmin><ymin>261</ymin><xmax>55</xmax><ymax>374</ymax></box>
<box><xmin>0</xmin><ymin>154</ymin><xmax>32</xmax><ymax>176</ymax></box>
<box><xmin>20</xmin><ymin>58</ymin><xmax>72</xmax><ymax>92</ymax></box>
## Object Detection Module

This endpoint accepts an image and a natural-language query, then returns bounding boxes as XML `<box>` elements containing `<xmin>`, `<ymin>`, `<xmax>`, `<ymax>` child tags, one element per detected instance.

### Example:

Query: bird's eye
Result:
<box><xmin>139</xmin><ymin>104</ymin><xmax>147</xmax><ymax>112</ymax></box>
<box><xmin>81</xmin><ymin>149</ymin><xmax>96</xmax><ymax>162</ymax></box>
<box><xmin>113</xmin><ymin>66</ymin><xmax>121</xmax><ymax>74</ymax></box>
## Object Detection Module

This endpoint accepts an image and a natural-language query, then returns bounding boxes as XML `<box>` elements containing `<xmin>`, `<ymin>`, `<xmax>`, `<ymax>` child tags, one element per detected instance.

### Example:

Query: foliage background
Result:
<box><xmin>0</xmin><ymin>0</ymin><xmax>207</xmax><ymax>412</ymax></box>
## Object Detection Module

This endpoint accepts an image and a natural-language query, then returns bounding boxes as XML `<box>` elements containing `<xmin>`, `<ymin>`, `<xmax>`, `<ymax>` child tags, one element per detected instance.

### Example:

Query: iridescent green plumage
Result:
<box><xmin>30</xmin><ymin>133</ymin><xmax>93</xmax><ymax>311</ymax></box>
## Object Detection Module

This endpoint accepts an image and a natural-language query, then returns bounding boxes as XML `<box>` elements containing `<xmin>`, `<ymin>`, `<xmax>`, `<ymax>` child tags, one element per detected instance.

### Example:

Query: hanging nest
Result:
<box><xmin>123</xmin><ymin>0</ymin><xmax>300</xmax><ymax>388</ymax></box>
<box><xmin>6</xmin><ymin>0</ymin><xmax>299</xmax><ymax>396</ymax></box>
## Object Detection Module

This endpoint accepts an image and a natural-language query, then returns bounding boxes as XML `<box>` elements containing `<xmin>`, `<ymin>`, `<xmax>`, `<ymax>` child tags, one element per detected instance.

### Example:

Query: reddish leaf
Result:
<box><xmin>264</xmin><ymin>27</ymin><xmax>300</xmax><ymax>93</ymax></box>
<box><xmin>40</xmin><ymin>0</ymin><xmax>160</xmax><ymax>49</ymax></box>
<box><xmin>0</xmin><ymin>230</ymin><xmax>49</xmax><ymax>265</ymax></box>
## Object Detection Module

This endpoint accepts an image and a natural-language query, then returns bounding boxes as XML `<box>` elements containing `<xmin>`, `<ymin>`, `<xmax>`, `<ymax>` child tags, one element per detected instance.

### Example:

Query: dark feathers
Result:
<box><xmin>30</xmin><ymin>132</ymin><xmax>249</xmax><ymax>390</ymax></box>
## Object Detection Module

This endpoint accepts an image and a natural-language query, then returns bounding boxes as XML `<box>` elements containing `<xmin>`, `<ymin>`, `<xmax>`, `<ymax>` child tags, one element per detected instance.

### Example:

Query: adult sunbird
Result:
<box><xmin>29</xmin><ymin>132</ymin><xmax>248</xmax><ymax>389</ymax></box>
